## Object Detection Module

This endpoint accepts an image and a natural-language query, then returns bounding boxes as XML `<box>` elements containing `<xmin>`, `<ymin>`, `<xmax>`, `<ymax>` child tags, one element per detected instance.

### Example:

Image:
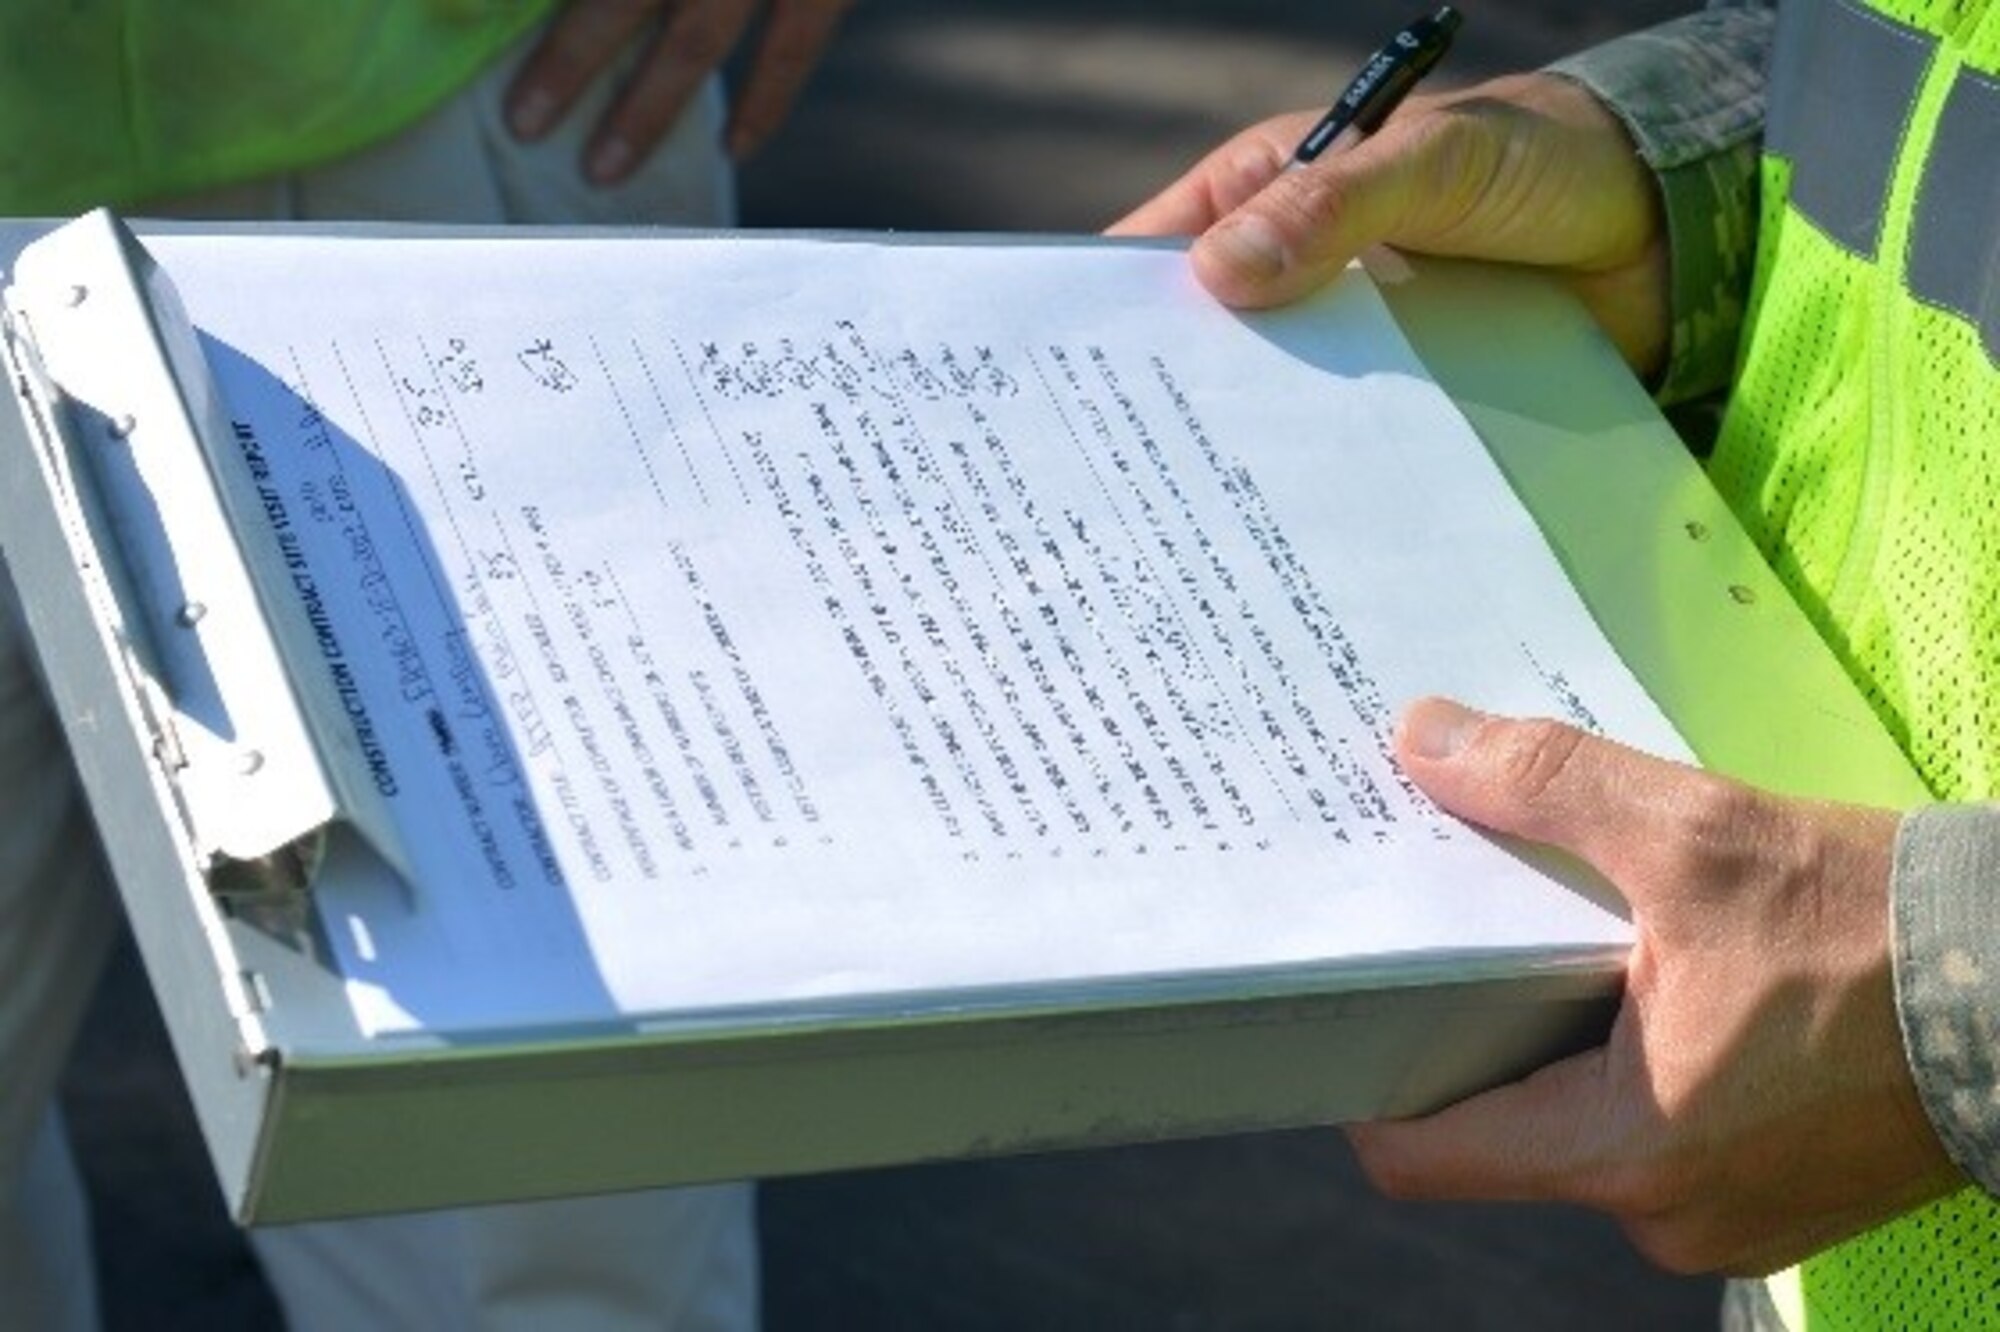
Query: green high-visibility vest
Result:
<box><xmin>0</xmin><ymin>1</ymin><xmax>552</xmax><ymax>214</ymax></box>
<box><xmin>1707</xmin><ymin>0</ymin><xmax>2000</xmax><ymax>1325</ymax></box>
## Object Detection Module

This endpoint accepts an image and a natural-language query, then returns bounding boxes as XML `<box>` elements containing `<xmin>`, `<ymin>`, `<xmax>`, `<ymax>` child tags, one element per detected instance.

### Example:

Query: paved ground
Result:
<box><xmin>61</xmin><ymin>2</ymin><xmax>1726</xmax><ymax>1327</ymax></box>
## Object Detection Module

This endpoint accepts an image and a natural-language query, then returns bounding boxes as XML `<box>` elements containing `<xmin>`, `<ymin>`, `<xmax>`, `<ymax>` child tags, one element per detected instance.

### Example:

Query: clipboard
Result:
<box><xmin>0</xmin><ymin>214</ymin><xmax>1926</xmax><ymax>1223</ymax></box>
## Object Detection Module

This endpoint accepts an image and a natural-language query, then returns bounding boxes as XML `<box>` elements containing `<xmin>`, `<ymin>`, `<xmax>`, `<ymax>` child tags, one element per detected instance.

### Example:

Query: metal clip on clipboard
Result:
<box><xmin>0</xmin><ymin>210</ymin><xmax>409</xmax><ymax>904</ymax></box>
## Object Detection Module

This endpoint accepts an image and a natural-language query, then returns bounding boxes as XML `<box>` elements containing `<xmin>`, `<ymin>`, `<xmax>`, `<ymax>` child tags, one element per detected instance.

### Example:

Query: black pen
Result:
<box><xmin>1290</xmin><ymin>7</ymin><xmax>1463</xmax><ymax>168</ymax></box>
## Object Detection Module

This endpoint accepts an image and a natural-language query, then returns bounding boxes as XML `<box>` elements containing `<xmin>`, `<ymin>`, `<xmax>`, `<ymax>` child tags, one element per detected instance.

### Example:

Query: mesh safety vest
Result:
<box><xmin>0</xmin><ymin>1</ymin><xmax>551</xmax><ymax>214</ymax></box>
<box><xmin>1705</xmin><ymin>0</ymin><xmax>2000</xmax><ymax>1324</ymax></box>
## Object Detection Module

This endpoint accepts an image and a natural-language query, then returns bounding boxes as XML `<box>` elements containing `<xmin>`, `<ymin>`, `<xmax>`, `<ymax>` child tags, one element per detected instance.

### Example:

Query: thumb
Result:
<box><xmin>1191</xmin><ymin>113</ymin><xmax>1460</xmax><ymax>307</ymax></box>
<box><xmin>1394</xmin><ymin>696</ymin><xmax>1694</xmax><ymax>894</ymax></box>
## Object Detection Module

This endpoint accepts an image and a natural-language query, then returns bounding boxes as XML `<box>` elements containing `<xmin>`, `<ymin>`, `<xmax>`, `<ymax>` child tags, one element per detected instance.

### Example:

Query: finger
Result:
<box><xmin>1345</xmin><ymin>1043</ymin><xmax>1618</xmax><ymax>1204</ymax></box>
<box><xmin>589</xmin><ymin>0</ymin><xmax>760</xmax><ymax>184</ymax></box>
<box><xmin>725</xmin><ymin>0</ymin><xmax>851</xmax><ymax>160</ymax></box>
<box><xmin>1105</xmin><ymin>115</ymin><xmax>1311</xmax><ymax>238</ymax></box>
<box><xmin>1393</xmin><ymin>696</ymin><xmax>1713</xmax><ymax>891</ymax></box>
<box><xmin>507</xmin><ymin>0</ymin><xmax>661</xmax><ymax>142</ymax></box>
<box><xmin>1185</xmin><ymin>109</ymin><xmax>1467</xmax><ymax>308</ymax></box>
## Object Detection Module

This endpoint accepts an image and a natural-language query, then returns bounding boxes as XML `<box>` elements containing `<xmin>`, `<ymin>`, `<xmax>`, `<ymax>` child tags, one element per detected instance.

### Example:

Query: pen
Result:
<box><xmin>1289</xmin><ymin>7</ymin><xmax>1463</xmax><ymax>168</ymax></box>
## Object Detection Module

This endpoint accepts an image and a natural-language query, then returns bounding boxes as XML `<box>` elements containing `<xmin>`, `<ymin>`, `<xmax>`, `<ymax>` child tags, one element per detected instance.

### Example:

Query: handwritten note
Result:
<box><xmin>147</xmin><ymin>233</ymin><xmax>1681</xmax><ymax>1036</ymax></box>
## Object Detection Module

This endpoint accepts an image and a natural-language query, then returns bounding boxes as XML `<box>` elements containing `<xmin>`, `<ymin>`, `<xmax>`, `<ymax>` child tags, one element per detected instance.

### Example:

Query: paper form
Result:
<box><xmin>145</xmin><ymin>233</ymin><xmax>1683</xmax><ymax>1036</ymax></box>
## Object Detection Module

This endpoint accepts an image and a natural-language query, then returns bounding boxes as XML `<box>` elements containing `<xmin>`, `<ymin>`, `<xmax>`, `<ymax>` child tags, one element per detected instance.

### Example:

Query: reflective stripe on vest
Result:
<box><xmin>1765</xmin><ymin>0</ymin><xmax>1932</xmax><ymax>258</ymax></box>
<box><xmin>1719</xmin><ymin>0</ymin><xmax>2000</xmax><ymax>1328</ymax></box>
<box><xmin>1763</xmin><ymin>0</ymin><xmax>1999</xmax><ymax>364</ymax></box>
<box><xmin>1907</xmin><ymin>69</ymin><xmax>2000</xmax><ymax>362</ymax></box>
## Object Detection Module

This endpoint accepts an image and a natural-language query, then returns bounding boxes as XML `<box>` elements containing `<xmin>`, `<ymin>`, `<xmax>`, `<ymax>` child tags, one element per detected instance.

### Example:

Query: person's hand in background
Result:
<box><xmin>1110</xmin><ymin>73</ymin><xmax>1670</xmax><ymax>381</ymax></box>
<box><xmin>1346</xmin><ymin>698</ymin><xmax>1963</xmax><ymax>1274</ymax></box>
<box><xmin>506</xmin><ymin>0</ymin><xmax>853</xmax><ymax>184</ymax></box>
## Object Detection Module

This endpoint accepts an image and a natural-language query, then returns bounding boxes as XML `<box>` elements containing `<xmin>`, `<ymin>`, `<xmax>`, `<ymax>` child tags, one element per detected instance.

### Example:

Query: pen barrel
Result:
<box><xmin>1290</xmin><ymin>7</ymin><xmax>1459</xmax><ymax>166</ymax></box>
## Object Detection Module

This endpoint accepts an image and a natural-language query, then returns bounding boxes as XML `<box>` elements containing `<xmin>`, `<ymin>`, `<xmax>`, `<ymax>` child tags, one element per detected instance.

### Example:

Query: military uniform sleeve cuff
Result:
<box><xmin>1547</xmin><ymin>7</ymin><xmax>1774</xmax><ymax>404</ymax></box>
<box><xmin>1893</xmin><ymin>803</ymin><xmax>2000</xmax><ymax>1197</ymax></box>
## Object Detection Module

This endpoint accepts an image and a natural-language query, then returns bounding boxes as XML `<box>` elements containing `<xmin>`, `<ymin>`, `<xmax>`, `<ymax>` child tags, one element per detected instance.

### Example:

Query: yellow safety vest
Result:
<box><xmin>0</xmin><ymin>1</ymin><xmax>551</xmax><ymax>214</ymax></box>
<box><xmin>1707</xmin><ymin>0</ymin><xmax>2000</xmax><ymax>1324</ymax></box>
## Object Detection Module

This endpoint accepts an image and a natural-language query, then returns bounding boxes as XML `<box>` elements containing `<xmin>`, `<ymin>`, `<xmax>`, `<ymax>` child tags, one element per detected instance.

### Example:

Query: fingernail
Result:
<box><xmin>1404</xmin><ymin>699</ymin><xmax>1483</xmax><ymax>760</ymax></box>
<box><xmin>510</xmin><ymin>89</ymin><xmax>557</xmax><ymax>140</ymax></box>
<box><xmin>587</xmin><ymin>137</ymin><xmax>632</xmax><ymax>185</ymax></box>
<box><xmin>1199</xmin><ymin>215</ymin><xmax>1288</xmax><ymax>287</ymax></box>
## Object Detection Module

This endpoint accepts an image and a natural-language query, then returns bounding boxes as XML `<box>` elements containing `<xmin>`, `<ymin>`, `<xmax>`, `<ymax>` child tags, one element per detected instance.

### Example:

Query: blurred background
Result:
<box><xmin>63</xmin><ymin>1</ymin><xmax>1722</xmax><ymax>1327</ymax></box>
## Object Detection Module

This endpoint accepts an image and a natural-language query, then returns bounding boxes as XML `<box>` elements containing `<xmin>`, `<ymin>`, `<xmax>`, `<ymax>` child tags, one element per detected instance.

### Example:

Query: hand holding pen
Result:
<box><xmin>1104</xmin><ymin>14</ymin><xmax>1928</xmax><ymax>1266</ymax></box>
<box><xmin>1108</xmin><ymin>7</ymin><xmax>1675</xmax><ymax>378</ymax></box>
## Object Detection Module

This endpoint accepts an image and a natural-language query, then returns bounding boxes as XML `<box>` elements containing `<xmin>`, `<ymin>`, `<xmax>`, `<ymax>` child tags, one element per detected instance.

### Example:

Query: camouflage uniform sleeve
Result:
<box><xmin>1546</xmin><ymin>2</ymin><xmax>1774</xmax><ymax>405</ymax></box>
<box><xmin>1894</xmin><ymin>805</ymin><xmax>2000</xmax><ymax>1198</ymax></box>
